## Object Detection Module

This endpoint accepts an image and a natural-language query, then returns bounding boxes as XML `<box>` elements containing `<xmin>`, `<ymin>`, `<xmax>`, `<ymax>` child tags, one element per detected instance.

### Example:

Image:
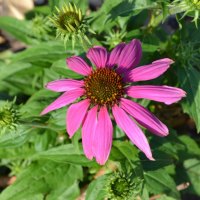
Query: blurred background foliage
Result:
<box><xmin>0</xmin><ymin>0</ymin><xmax>200</xmax><ymax>199</ymax></box>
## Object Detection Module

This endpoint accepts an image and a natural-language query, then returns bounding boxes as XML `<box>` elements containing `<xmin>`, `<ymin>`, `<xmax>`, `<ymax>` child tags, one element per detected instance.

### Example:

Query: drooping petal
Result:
<box><xmin>125</xmin><ymin>58</ymin><xmax>174</xmax><ymax>82</ymax></box>
<box><xmin>66</xmin><ymin>56</ymin><xmax>92</xmax><ymax>76</ymax></box>
<box><xmin>107</xmin><ymin>43</ymin><xmax>126</xmax><ymax>68</ymax></box>
<box><xmin>152</xmin><ymin>58</ymin><xmax>174</xmax><ymax>64</ymax></box>
<box><xmin>117</xmin><ymin>39</ymin><xmax>142</xmax><ymax>72</ymax></box>
<box><xmin>82</xmin><ymin>106</ymin><xmax>98</xmax><ymax>160</ymax></box>
<box><xmin>126</xmin><ymin>85</ymin><xmax>186</xmax><ymax>105</ymax></box>
<box><xmin>93</xmin><ymin>106</ymin><xmax>113</xmax><ymax>165</ymax></box>
<box><xmin>45</xmin><ymin>79</ymin><xmax>84</xmax><ymax>92</ymax></box>
<box><xmin>66</xmin><ymin>99</ymin><xmax>90</xmax><ymax>138</ymax></box>
<box><xmin>120</xmin><ymin>98</ymin><xmax>168</xmax><ymax>136</ymax></box>
<box><xmin>112</xmin><ymin>105</ymin><xmax>154</xmax><ymax>160</ymax></box>
<box><xmin>87</xmin><ymin>46</ymin><xmax>108</xmax><ymax>68</ymax></box>
<box><xmin>40</xmin><ymin>88</ymin><xmax>85</xmax><ymax>115</ymax></box>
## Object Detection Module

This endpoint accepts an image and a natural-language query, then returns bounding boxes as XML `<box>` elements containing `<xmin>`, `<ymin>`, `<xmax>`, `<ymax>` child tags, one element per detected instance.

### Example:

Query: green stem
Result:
<box><xmin>80</xmin><ymin>34</ymin><xmax>93</xmax><ymax>52</ymax></box>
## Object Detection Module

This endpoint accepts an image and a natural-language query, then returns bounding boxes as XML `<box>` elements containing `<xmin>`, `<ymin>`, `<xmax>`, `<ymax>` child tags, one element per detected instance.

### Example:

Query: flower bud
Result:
<box><xmin>106</xmin><ymin>171</ymin><xmax>143</xmax><ymax>200</ymax></box>
<box><xmin>169</xmin><ymin>0</ymin><xmax>200</xmax><ymax>27</ymax></box>
<box><xmin>30</xmin><ymin>15</ymin><xmax>51</xmax><ymax>40</ymax></box>
<box><xmin>0</xmin><ymin>102</ymin><xmax>20</xmax><ymax>134</ymax></box>
<box><xmin>50</xmin><ymin>3</ymin><xmax>92</xmax><ymax>49</ymax></box>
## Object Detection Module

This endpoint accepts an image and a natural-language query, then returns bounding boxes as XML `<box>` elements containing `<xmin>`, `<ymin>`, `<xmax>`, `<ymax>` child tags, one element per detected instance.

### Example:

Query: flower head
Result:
<box><xmin>50</xmin><ymin>3</ymin><xmax>91</xmax><ymax>48</ymax></box>
<box><xmin>30</xmin><ymin>15</ymin><xmax>51</xmax><ymax>40</ymax></box>
<box><xmin>41</xmin><ymin>39</ymin><xmax>186</xmax><ymax>165</ymax></box>
<box><xmin>0</xmin><ymin>102</ymin><xmax>20</xmax><ymax>134</ymax></box>
<box><xmin>106</xmin><ymin>171</ymin><xmax>143</xmax><ymax>200</ymax></box>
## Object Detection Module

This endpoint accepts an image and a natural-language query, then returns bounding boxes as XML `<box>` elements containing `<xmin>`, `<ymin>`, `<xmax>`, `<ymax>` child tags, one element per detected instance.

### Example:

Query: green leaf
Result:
<box><xmin>178</xmin><ymin>66</ymin><xmax>200</xmax><ymax>132</ymax></box>
<box><xmin>49</xmin><ymin>0</ymin><xmax>88</xmax><ymax>13</ymax></box>
<box><xmin>11</xmin><ymin>41</ymin><xmax>66</xmax><ymax>64</ymax></box>
<box><xmin>179</xmin><ymin>135</ymin><xmax>200</xmax><ymax>156</ymax></box>
<box><xmin>26</xmin><ymin>89</ymin><xmax>58</xmax><ymax>103</ymax></box>
<box><xmin>32</xmin><ymin>144</ymin><xmax>98</xmax><ymax>167</ymax></box>
<box><xmin>144</xmin><ymin>169</ymin><xmax>180</xmax><ymax>199</ymax></box>
<box><xmin>45</xmin><ymin>108</ymin><xmax>67</xmax><ymax>130</ymax></box>
<box><xmin>106</xmin><ymin>0</ymin><xmax>157</xmax><ymax>21</ymax></box>
<box><xmin>86</xmin><ymin>175</ymin><xmax>108</xmax><ymax>200</ymax></box>
<box><xmin>26</xmin><ymin>5</ymin><xmax>51</xmax><ymax>17</ymax></box>
<box><xmin>0</xmin><ymin>62</ymin><xmax>32</xmax><ymax>81</ymax></box>
<box><xmin>0</xmin><ymin>145</ymin><xmax>33</xmax><ymax>160</ymax></box>
<box><xmin>94</xmin><ymin>0</ymin><xmax>156</xmax><ymax>21</ymax></box>
<box><xmin>112</xmin><ymin>141</ymin><xmax>142</xmax><ymax>175</ymax></box>
<box><xmin>20</xmin><ymin>89</ymin><xmax>59</xmax><ymax>117</ymax></box>
<box><xmin>112</xmin><ymin>141</ymin><xmax>139</xmax><ymax>161</ymax></box>
<box><xmin>0</xmin><ymin>127</ymin><xmax>31</xmax><ymax>148</ymax></box>
<box><xmin>184</xmin><ymin>158</ymin><xmax>200</xmax><ymax>196</ymax></box>
<box><xmin>0</xmin><ymin>16</ymin><xmax>37</xmax><ymax>44</ymax></box>
<box><xmin>142</xmin><ymin>43</ymin><xmax>158</xmax><ymax>52</ymax></box>
<box><xmin>142</xmin><ymin>131</ymin><xmax>180</xmax><ymax>171</ymax></box>
<box><xmin>90</xmin><ymin>0</ymin><xmax>125</xmax><ymax>32</ymax></box>
<box><xmin>48</xmin><ymin>0</ymin><xmax>58</xmax><ymax>11</ymax></box>
<box><xmin>0</xmin><ymin>161</ymin><xmax>82</xmax><ymax>200</ymax></box>
<box><xmin>0</xmin><ymin>62</ymin><xmax>47</xmax><ymax>95</ymax></box>
<box><xmin>23</xmin><ymin>194</ymin><xmax>44</xmax><ymax>200</ymax></box>
<box><xmin>157</xmin><ymin>195</ymin><xmax>177</xmax><ymax>200</ymax></box>
<box><xmin>47</xmin><ymin>182</ymin><xmax>80</xmax><ymax>200</ymax></box>
<box><xmin>141</xmin><ymin>186</ymin><xmax>149</xmax><ymax>200</ymax></box>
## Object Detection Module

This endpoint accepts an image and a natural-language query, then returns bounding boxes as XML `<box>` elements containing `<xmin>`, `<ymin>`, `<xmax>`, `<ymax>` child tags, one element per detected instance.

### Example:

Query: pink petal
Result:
<box><xmin>66</xmin><ymin>56</ymin><xmax>92</xmax><ymax>76</ymax></box>
<box><xmin>45</xmin><ymin>79</ymin><xmax>84</xmax><ymax>92</ymax></box>
<box><xmin>120</xmin><ymin>98</ymin><xmax>168</xmax><ymax>137</ymax></box>
<box><xmin>117</xmin><ymin>39</ymin><xmax>142</xmax><ymax>72</ymax></box>
<box><xmin>87</xmin><ymin>46</ymin><xmax>108</xmax><ymax>68</ymax></box>
<box><xmin>107</xmin><ymin>43</ymin><xmax>126</xmax><ymax>68</ymax></box>
<box><xmin>152</xmin><ymin>58</ymin><xmax>174</xmax><ymax>64</ymax></box>
<box><xmin>82</xmin><ymin>106</ymin><xmax>98</xmax><ymax>160</ymax></box>
<box><xmin>93</xmin><ymin>106</ymin><xmax>113</xmax><ymax>165</ymax></box>
<box><xmin>112</xmin><ymin>105</ymin><xmax>154</xmax><ymax>160</ymax></box>
<box><xmin>66</xmin><ymin>99</ymin><xmax>90</xmax><ymax>138</ymax></box>
<box><xmin>126</xmin><ymin>85</ymin><xmax>186</xmax><ymax>105</ymax></box>
<box><xmin>40</xmin><ymin>88</ymin><xmax>85</xmax><ymax>115</ymax></box>
<box><xmin>125</xmin><ymin>58</ymin><xmax>174</xmax><ymax>82</ymax></box>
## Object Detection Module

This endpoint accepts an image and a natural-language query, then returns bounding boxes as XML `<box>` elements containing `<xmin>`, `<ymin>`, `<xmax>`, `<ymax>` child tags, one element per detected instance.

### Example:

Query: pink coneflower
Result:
<box><xmin>41</xmin><ymin>39</ymin><xmax>186</xmax><ymax>165</ymax></box>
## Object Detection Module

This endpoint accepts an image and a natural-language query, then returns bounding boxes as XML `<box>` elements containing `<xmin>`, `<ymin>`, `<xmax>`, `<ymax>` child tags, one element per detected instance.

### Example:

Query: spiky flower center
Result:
<box><xmin>84</xmin><ymin>68</ymin><xmax>124</xmax><ymax>106</ymax></box>
<box><xmin>50</xmin><ymin>4</ymin><xmax>83</xmax><ymax>34</ymax></box>
<box><xmin>111</xmin><ymin>178</ymin><xmax>130</xmax><ymax>197</ymax></box>
<box><xmin>106</xmin><ymin>172</ymin><xmax>143</xmax><ymax>200</ymax></box>
<box><xmin>188</xmin><ymin>0</ymin><xmax>200</xmax><ymax>9</ymax></box>
<box><xmin>0</xmin><ymin>105</ymin><xmax>19</xmax><ymax>130</ymax></box>
<box><xmin>59</xmin><ymin>12</ymin><xmax>80</xmax><ymax>32</ymax></box>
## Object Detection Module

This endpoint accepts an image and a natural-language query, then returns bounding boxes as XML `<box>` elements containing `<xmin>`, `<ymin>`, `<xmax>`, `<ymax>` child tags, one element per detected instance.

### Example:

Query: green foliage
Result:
<box><xmin>178</xmin><ymin>67</ymin><xmax>200</xmax><ymax>132</ymax></box>
<box><xmin>85</xmin><ymin>175</ymin><xmax>108</xmax><ymax>200</ymax></box>
<box><xmin>11</xmin><ymin>41</ymin><xmax>66</xmax><ymax>63</ymax></box>
<box><xmin>0</xmin><ymin>161</ymin><xmax>82</xmax><ymax>200</ymax></box>
<box><xmin>183</xmin><ymin>158</ymin><xmax>200</xmax><ymax>195</ymax></box>
<box><xmin>0</xmin><ymin>127</ymin><xmax>31</xmax><ymax>148</ymax></box>
<box><xmin>0</xmin><ymin>62</ymin><xmax>32</xmax><ymax>81</ymax></box>
<box><xmin>0</xmin><ymin>0</ymin><xmax>200</xmax><ymax>199</ymax></box>
<box><xmin>32</xmin><ymin>144</ymin><xmax>98</xmax><ymax>167</ymax></box>
<box><xmin>144</xmin><ymin>169</ymin><xmax>180</xmax><ymax>199</ymax></box>
<box><xmin>49</xmin><ymin>0</ymin><xmax>88</xmax><ymax>13</ymax></box>
<box><xmin>0</xmin><ymin>16</ymin><xmax>38</xmax><ymax>44</ymax></box>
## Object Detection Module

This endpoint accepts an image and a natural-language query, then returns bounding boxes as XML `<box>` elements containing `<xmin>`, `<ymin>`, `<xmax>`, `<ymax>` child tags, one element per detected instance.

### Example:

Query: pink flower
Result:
<box><xmin>41</xmin><ymin>39</ymin><xmax>186</xmax><ymax>165</ymax></box>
